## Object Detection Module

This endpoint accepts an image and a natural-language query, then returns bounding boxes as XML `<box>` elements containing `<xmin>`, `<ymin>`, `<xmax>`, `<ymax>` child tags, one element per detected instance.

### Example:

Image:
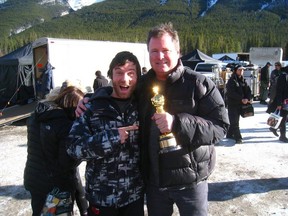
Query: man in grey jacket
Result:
<box><xmin>93</xmin><ymin>70</ymin><xmax>108</xmax><ymax>92</ymax></box>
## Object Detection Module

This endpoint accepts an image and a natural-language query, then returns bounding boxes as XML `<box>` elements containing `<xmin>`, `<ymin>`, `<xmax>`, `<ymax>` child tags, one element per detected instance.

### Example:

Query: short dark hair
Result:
<box><xmin>95</xmin><ymin>70</ymin><xmax>101</xmax><ymax>76</ymax></box>
<box><xmin>275</xmin><ymin>62</ymin><xmax>281</xmax><ymax>67</ymax></box>
<box><xmin>107</xmin><ymin>51</ymin><xmax>141</xmax><ymax>79</ymax></box>
<box><xmin>147</xmin><ymin>22</ymin><xmax>180</xmax><ymax>52</ymax></box>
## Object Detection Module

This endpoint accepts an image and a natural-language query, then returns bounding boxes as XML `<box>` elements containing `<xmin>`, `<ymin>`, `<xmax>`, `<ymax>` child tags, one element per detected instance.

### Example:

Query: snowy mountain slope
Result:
<box><xmin>66</xmin><ymin>0</ymin><xmax>105</xmax><ymax>11</ymax></box>
<box><xmin>0</xmin><ymin>0</ymin><xmax>287</xmax><ymax>55</ymax></box>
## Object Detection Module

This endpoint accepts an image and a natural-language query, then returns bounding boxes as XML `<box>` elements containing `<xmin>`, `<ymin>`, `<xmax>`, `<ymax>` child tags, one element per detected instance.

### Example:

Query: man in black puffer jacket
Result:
<box><xmin>74</xmin><ymin>24</ymin><xmax>229</xmax><ymax>216</ymax></box>
<box><xmin>136</xmin><ymin>23</ymin><xmax>229</xmax><ymax>216</ymax></box>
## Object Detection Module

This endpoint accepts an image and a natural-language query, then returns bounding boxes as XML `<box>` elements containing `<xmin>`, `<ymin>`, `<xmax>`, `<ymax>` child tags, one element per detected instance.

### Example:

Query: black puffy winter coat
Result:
<box><xmin>275</xmin><ymin>72</ymin><xmax>288</xmax><ymax>107</ymax></box>
<box><xmin>226</xmin><ymin>73</ymin><xmax>252</xmax><ymax>107</ymax></box>
<box><xmin>137</xmin><ymin>61</ymin><xmax>229</xmax><ymax>190</ymax></box>
<box><xmin>24</xmin><ymin>101</ymin><xmax>77</xmax><ymax>194</ymax></box>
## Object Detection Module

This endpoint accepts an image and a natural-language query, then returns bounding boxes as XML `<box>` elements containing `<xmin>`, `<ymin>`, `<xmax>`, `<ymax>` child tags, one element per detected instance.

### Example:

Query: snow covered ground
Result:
<box><xmin>0</xmin><ymin>101</ymin><xmax>287</xmax><ymax>215</ymax></box>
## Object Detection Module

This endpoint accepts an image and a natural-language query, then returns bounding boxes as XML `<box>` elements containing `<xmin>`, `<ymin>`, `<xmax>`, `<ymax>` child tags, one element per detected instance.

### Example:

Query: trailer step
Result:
<box><xmin>0</xmin><ymin>101</ymin><xmax>37</xmax><ymax>127</ymax></box>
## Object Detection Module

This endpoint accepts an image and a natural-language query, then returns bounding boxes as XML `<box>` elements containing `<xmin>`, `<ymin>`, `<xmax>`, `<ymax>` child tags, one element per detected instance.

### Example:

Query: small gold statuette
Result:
<box><xmin>151</xmin><ymin>86</ymin><xmax>179</xmax><ymax>152</ymax></box>
<box><xmin>151</xmin><ymin>86</ymin><xmax>165</xmax><ymax>114</ymax></box>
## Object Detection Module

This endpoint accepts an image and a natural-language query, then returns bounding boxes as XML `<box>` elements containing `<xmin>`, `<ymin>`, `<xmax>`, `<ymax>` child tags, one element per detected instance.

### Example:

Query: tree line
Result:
<box><xmin>0</xmin><ymin>0</ymin><xmax>287</xmax><ymax>58</ymax></box>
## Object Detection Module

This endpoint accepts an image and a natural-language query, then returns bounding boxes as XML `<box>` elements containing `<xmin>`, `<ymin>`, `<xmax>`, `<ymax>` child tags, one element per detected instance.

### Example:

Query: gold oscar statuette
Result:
<box><xmin>151</xmin><ymin>86</ymin><xmax>180</xmax><ymax>152</ymax></box>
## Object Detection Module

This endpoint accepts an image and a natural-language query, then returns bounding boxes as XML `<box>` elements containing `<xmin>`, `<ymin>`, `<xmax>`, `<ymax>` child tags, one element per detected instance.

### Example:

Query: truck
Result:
<box><xmin>0</xmin><ymin>38</ymin><xmax>150</xmax><ymax>126</ymax></box>
<box><xmin>249</xmin><ymin>47</ymin><xmax>283</xmax><ymax>67</ymax></box>
<box><xmin>248</xmin><ymin>47</ymin><xmax>283</xmax><ymax>100</ymax></box>
<box><xmin>193</xmin><ymin>62</ymin><xmax>227</xmax><ymax>98</ymax></box>
<box><xmin>243</xmin><ymin>65</ymin><xmax>260</xmax><ymax>100</ymax></box>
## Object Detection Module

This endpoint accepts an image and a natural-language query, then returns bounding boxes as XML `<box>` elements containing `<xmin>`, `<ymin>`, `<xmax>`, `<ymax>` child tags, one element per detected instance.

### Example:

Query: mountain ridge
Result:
<box><xmin>0</xmin><ymin>0</ymin><xmax>288</xmax><ymax>57</ymax></box>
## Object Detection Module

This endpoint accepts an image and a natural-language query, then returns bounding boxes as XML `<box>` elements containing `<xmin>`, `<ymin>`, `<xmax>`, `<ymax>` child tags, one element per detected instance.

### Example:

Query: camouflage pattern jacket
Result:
<box><xmin>67</xmin><ymin>87</ymin><xmax>143</xmax><ymax>208</ymax></box>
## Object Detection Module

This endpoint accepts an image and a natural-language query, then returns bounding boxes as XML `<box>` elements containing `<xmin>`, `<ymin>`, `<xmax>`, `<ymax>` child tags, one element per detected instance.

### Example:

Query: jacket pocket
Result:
<box><xmin>158</xmin><ymin>147</ymin><xmax>196</xmax><ymax>190</ymax></box>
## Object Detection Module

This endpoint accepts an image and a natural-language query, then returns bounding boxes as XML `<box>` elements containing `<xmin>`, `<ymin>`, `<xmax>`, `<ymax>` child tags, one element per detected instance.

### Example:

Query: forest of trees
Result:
<box><xmin>0</xmin><ymin>0</ymin><xmax>287</xmax><ymax>58</ymax></box>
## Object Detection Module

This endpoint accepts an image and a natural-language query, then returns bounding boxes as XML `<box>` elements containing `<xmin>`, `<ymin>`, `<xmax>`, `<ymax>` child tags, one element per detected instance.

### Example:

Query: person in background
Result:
<box><xmin>267</xmin><ymin>61</ymin><xmax>283</xmax><ymax>137</ymax></box>
<box><xmin>93</xmin><ymin>70</ymin><xmax>108</xmax><ymax>92</ymax></box>
<box><xmin>61</xmin><ymin>79</ymin><xmax>73</xmax><ymax>91</ymax></box>
<box><xmin>268</xmin><ymin>62</ymin><xmax>283</xmax><ymax>104</ymax></box>
<box><xmin>67</xmin><ymin>51</ymin><xmax>144</xmax><ymax>216</ymax></box>
<box><xmin>137</xmin><ymin>22</ymin><xmax>229</xmax><ymax>216</ymax></box>
<box><xmin>274</xmin><ymin>67</ymin><xmax>288</xmax><ymax>142</ymax></box>
<box><xmin>24</xmin><ymin>86</ymin><xmax>88</xmax><ymax>216</ymax></box>
<box><xmin>142</xmin><ymin>66</ymin><xmax>148</xmax><ymax>75</ymax></box>
<box><xmin>259</xmin><ymin>62</ymin><xmax>272</xmax><ymax>105</ymax></box>
<box><xmin>226</xmin><ymin>65</ymin><xmax>252</xmax><ymax>144</ymax></box>
<box><xmin>41</xmin><ymin>62</ymin><xmax>54</xmax><ymax>98</ymax></box>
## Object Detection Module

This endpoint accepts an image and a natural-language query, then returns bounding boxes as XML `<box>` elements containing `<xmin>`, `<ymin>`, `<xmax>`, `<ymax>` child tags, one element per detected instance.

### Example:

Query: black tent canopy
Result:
<box><xmin>218</xmin><ymin>55</ymin><xmax>235</xmax><ymax>62</ymax></box>
<box><xmin>181</xmin><ymin>49</ymin><xmax>222</xmax><ymax>70</ymax></box>
<box><xmin>0</xmin><ymin>43</ymin><xmax>34</xmax><ymax>107</ymax></box>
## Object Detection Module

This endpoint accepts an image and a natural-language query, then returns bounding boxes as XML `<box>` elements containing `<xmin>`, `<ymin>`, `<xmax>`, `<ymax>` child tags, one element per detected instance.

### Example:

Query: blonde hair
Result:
<box><xmin>44</xmin><ymin>87</ymin><xmax>61</xmax><ymax>102</ymax></box>
<box><xmin>54</xmin><ymin>86</ymin><xmax>84</xmax><ymax>109</ymax></box>
<box><xmin>44</xmin><ymin>79</ymin><xmax>85</xmax><ymax>102</ymax></box>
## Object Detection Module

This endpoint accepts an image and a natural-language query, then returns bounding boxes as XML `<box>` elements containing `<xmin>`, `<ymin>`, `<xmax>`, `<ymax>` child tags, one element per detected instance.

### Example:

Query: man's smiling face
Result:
<box><xmin>148</xmin><ymin>33</ymin><xmax>180</xmax><ymax>81</ymax></box>
<box><xmin>111</xmin><ymin>60</ymin><xmax>137</xmax><ymax>99</ymax></box>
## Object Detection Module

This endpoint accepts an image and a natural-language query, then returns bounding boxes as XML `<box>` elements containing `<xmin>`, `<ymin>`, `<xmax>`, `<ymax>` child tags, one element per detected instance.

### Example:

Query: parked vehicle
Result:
<box><xmin>243</xmin><ymin>65</ymin><xmax>260</xmax><ymax>100</ymax></box>
<box><xmin>249</xmin><ymin>47</ymin><xmax>283</xmax><ymax>67</ymax></box>
<box><xmin>194</xmin><ymin>62</ymin><xmax>227</xmax><ymax>97</ymax></box>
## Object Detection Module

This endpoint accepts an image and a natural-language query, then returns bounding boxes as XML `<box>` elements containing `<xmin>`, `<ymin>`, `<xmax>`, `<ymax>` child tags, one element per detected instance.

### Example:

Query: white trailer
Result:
<box><xmin>249</xmin><ymin>47</ymin><xmax>283</xmax><ymax>67</ymax></box>
<box><xmin>0</xmin><ymin>38</ymin><xmax>150</xmax><ymax>126</ymax></box>
<box><xmin>32</xmin><ymin>37</ymin><xmax>150</xmax><ymax>95</ymax></box>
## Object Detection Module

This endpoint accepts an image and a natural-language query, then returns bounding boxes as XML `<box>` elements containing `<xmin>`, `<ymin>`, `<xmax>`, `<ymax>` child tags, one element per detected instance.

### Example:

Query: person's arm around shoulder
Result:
<box><xmin>75</xmin><ymin>97</ymin><xmax>89</xmax><ymax>117</ymax></box>
<box><xmin>75</xmin><ymin>87</ymin><xmax>113</xmax><ymax>117</ymax></box>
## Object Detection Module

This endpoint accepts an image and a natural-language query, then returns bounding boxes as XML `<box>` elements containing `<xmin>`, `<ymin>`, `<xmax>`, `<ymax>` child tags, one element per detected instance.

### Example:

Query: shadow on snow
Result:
<box><xmin>0</xmin><ymin>185</ymin><xmax>31</xmax><ymax>200</ymax></box>
<box><xmin>208</xmin><ymin>177</ymin><xmax>288</xmax><ymax>201</ymax></box>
